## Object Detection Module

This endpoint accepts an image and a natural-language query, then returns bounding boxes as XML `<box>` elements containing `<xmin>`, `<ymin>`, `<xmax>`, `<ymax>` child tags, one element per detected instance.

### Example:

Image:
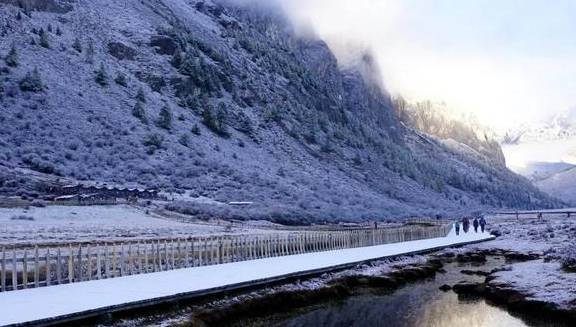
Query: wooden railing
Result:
<box><xmin>0</xmin><ymin>224</ymin><xmax>452</xmax><ymax>292</ymax></box>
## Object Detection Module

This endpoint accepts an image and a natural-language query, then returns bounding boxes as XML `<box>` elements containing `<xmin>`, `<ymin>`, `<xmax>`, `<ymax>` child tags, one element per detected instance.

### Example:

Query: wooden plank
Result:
<box><xmin>56</xmin><ymin>248</ymin><xmax>62</xmax><ymax>284</ymax></box>
<box><xmin>170</xmin><ymin>239</ymin><xmax>175</xmax><ymax>269</ymax></box>
<box><xmin>135</xmin><ymin>242</ymin><xmax>141</xmax><ymax>274</ymax></box>
<box><xmin>156</xmin><ymin>241</ymin><xmax>161</xmax><ymax>272</ymax></box>
<box><xmin>68</xmin><ymin>245</ymin><xmax>74</xmax><ymax>283</ymax></box>
<box><xmin>163</xmin><ymin>240</ymin><xmax>168</xmax><ymax>271</ymax></box>
<box><xmin>77</xmin><ymin>245</ymin><xmax>82</xmax><ymax>282</ymax></box>
<box><xmin>45</xmin><ymin>248</ymin><xmax>51</xmax><ymax>286</ymax></box>
<box><xmin>112</xmin><ymin>244</ymin><xmax>117</xmax><ymax>277</ymax></box>
<box><xmin>128</xmin><ymin>244</ymin><xmax>133</xmax><ymax>276</ymax></box>
<box><xmin>218</xmin><ymin>237</ymin><xmax>222</xmax><ymax>264</ymax></box>
<box><xmin>144</xmin><ymin>241</ymin><xmax>149</xmax><ymax>273</ymax></box>
<box><xmin>87</xmin><ymin>245</ymin><xmax>92</xmax><ymax>281</ymax></box>
<box><xmin>120</xmin><ymin>244</ymin><xmax>125</xmax><ymax>277</ymax></box>
<box><xmin>104</xmin><ymin>244</ymin><xmax>110</xmax><ymax>279</ymax></box>
<box><xmin>177</xmin><ymin>239</ymin><xmax>182</xmax><ymax>268</ymax></box>
<box><xmin>190</xmin><ymin>238</ymin><xmax>195</xmax><ymax>267</ymax></box>
<box><xmin>34</xmin><ymin>246</ymin><xmax>39</xmax><ymax>288</ymax></box>
<box><xmin>96</xmin><ymin>246</ymin><xmax>102</xmax><ymax>280</ymax></box>
<box><xmin>12</xmin><ymin>249</ymin><xmax>17</xmax><ymax>291</ymax></box>
<box><xmin>184</xmin><ymin>239</ymin><xmax>189</xmax><ymax>267</ymax></box>
<box><xmin>1</xmin><ymin>247</ymin><xmax>5</xmax><ymax>292</ymax></box>
<box><xmin>23</xmin><ymin>250</ymin><xmax>28</xmax><ymax>289</ymax></box>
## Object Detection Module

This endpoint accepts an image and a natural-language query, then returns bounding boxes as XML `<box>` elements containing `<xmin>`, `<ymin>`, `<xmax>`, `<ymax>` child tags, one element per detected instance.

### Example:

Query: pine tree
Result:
<box><xmin>39</xmin><ymin>28</ymin><xmax>50</xmax><ymax>48</ymax></box>
<box><xmin>72</xmin><ymin>38</ymin><xmax>82</xmax><ymax>53</ymax></box>
<box><xmin>156</xmin><ymin>106</ymin><xmax>172</xmax><ymax>130</ymax></box>
<box><xmin>215</xmin><ymin>103</ymin><xmax>228</xmax><ymax>136</ymax></box>
<box><xmin>191</xmin><ymin>124</ymin><xmax>201</xmax><ymax>135</ymax></box>
<box><xmin>143</xmin><ymin>134</ymin><xmax>163</xmax><ymax>154</ymax></box>
<box><xmin>16</xmin><ymin>11</ymin><xmax>22</xmax><ymax>20</ymax></box>
<box><xmin>47</xmin><ymin>24</ymin><xmax>53</xmax><ymax>33</ymax></box>
<box><xmin>56</xmin><ymin>27</ymin><xmax>62</xmax><ymax>36</ymax></box>
<box><xmin>0</xmin><ymin>78</ymin><xmax>4</xmax><ymax>101</ymax></box>
<box><xmin>136</xmin><ymin>87</ymin><xmax>146</xmax><ymax>103</ymax></box>
<box><xmin>86</xmin><ymin>39</ymin><xmax>95</xmax><ymax>64</ymax></box>
<box><xmin>171</xmin><ymin>48</ymin><xmax>183</xmax><ymax>68</ymax></box>
<box><xmin>114</xmin><ymin>73</ymin><xmax>127</xmax><ymax>87</ymax></box>
<box><xmin>5</xmin><ymin>44</ymin><xmax>18</xmax><ymax>67</ymax></box>
<box><xmin>178</xmin><ymin>134</ymin><xmax>189</xmax><ymax>147</ymax></box>
<box><xmin>95</xmin><ymin>63</ymin><xmax>108</xmax><ymax>86</ymax></box>
<box><xmin>19</xmin><ymin>68</ymin><xmax>43</xmax><ymax>92</ymax></box>
<box><xmin>132</xmin><ymin>101</ymin><xmax>148</xmax><ymax>124</ymax></box>
<box><xmin>202</xmin><ymin>105</ymin><xmax>216</xmax><ymax>131</ymax></box>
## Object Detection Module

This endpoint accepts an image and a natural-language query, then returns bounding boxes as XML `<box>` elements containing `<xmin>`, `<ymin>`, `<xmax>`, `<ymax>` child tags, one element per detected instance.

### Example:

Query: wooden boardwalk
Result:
<box><xmin>1</xmin><ymin>224</ymin><xmax>450</xmax><ymax>292</ymax></box>
<box><xmin>0</xmin><ymin>228</ymin><xmax>494</xmax><ymax>327</ymax></box>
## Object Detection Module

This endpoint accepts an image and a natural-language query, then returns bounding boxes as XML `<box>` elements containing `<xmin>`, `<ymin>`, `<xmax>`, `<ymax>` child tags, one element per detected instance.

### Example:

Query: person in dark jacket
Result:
<box><xmin>473</xmin><ymin>217</ymin><xmax>479</xmax><ymax>233</ymax></box>
<box><xmin>462</xmin><ymin>217</ymin><xmax>470</xmax><ymax>233</ymax></box>
<box><xmin>479</xmin><ymin>216</ymin><xmax>487</xmax><ymax>233</ymax></box>
<box><xmin>454</xmin><ymin>220</ymin><xmax>460</xmax><ymax>236</ymax></box>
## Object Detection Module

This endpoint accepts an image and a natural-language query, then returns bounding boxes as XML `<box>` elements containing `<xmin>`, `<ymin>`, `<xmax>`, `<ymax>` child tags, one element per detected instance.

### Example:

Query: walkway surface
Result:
<box><xmin>0</xmin><ymin>229</ymin><xmax>493</xmax><ymax>326</ymax></box>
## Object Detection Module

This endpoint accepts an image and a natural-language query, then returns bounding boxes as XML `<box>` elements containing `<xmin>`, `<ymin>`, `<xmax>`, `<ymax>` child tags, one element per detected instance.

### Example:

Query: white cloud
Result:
<box><xmin>276</xmin><ymin>0</ymin><xmax>576</xmax><ymax>132</ymax></box>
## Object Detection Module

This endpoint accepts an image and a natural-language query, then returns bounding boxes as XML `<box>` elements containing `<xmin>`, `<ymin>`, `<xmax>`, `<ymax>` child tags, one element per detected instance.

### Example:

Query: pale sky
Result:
<box><xmin>278</xmin><ymin>0</ymin><xmax>576</xmax><ymax>132</ymax></box>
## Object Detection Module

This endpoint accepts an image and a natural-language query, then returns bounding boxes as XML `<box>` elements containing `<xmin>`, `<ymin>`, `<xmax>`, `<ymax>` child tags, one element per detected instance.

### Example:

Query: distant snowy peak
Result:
<box><xmin>502</xmin><ymin>110</ymin><xmax>576</xmax><ymax>144</ymax></box>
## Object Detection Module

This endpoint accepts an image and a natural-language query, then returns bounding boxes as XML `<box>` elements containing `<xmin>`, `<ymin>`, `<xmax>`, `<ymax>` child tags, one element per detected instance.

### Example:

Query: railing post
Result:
<box><xmin>46</xmin><ymin>248</ymin><xmax>51</xmax><ymax>287</ymax></box>
<box><xmin>1</xmin><ymin>247</ymin><xmax>6</xmax><ymax>292</ymax></box>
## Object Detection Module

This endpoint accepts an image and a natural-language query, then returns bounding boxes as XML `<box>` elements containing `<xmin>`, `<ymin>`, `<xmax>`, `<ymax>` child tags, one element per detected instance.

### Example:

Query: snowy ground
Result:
<box><xmin>0</xmin><ymin>204</ymin><xmax>277</xmax><ymax>245</ymax></box>
<box><xmin>460</xmin><ymin>213</ymin><xmax>576</xmax><ymax>311</ymax></box>
<box><xmin>492</xmin><ymin>260</ymin><xmax>576</xmax><ymax>310</ymax></box>
<box><xmin>470</xmin><ymin>213</ymin><xmax>576</xmax><ymax>254</ymax></box>
<box><xmin>0</xmin><ymin>229</ymin><xmax>492</xmax><ymax>326</ymax></box>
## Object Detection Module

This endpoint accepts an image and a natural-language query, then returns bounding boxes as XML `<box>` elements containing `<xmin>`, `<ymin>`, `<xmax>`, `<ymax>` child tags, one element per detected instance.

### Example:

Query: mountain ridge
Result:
<box><xmin>0</xmin><ymin>0</ymin><xmax>561</xmax><ymax>223</ymax></box>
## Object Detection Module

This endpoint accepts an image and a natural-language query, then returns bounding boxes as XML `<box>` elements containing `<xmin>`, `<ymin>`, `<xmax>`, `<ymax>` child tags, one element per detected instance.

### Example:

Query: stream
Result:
<box><xmin>233</xmin><ymin>258</ymin><xmax>570</xmax><ymax>327</ymax></box>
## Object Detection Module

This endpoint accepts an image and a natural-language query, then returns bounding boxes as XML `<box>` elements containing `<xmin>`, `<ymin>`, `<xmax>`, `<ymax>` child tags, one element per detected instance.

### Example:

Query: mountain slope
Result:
<box><xmin>0</xmin><ymin>0</ymin><xmax>561</xmax><ymax>222</ymax></box>
<box><xmin>536</xmin><ymin>167</ymin><xmax>576</xmax><ymax>204</ymax></box>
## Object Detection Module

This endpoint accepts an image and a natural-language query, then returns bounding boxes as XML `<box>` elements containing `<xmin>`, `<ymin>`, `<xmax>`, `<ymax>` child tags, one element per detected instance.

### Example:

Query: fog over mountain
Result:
<box><xmin>501</xmin><ymin>110</ymin><xmax>576</xmax><ymax>204</ymax></box>
<box><xmin>0</xmin><ymin>0</ymin><xmax>561</xmax><ymax>223</ymax></box>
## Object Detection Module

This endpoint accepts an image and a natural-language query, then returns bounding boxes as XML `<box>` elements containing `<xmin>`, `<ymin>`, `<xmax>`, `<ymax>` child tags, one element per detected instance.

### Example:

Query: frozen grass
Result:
<box><xmin>492</xmin><ymin>260</ymin><xmax>576</xmax><ymax>310</ymax></box>
<box><xmin>463</xmin><ymin>213</ymin><xmax>576</xmax><ymax>310</ymax></box>
<box><xmin>0</xmin><ymin>204</ymin><xmax>275</xmax><ymax>244</ymax></box>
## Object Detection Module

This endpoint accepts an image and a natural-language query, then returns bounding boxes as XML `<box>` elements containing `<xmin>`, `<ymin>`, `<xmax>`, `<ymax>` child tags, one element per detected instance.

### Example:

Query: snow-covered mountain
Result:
<box><xmin>502</xmin><ymin>110</ymin><xmax>576</xmax><ymax>145</ymax></box>
<box><xmin>536</xmin><ymin>167</ymin><xmax>576</xmax><ymax>204</ymax></box>
<box><xmin>0</xmin><ymin>0</ymin><xmax>561</xmax><ymax>223</ymax></box>
<box><xmin>501</xmin><ymin>110</ymin><xmax>576</xmax><ymax>203</ymax></box>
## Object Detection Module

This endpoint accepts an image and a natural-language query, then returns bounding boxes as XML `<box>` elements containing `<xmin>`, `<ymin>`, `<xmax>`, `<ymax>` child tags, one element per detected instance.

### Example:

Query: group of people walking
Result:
<box><xmin>454</xmin><ymin>216</ymin><xmax>486</xmax><ymax>235</ymax></box>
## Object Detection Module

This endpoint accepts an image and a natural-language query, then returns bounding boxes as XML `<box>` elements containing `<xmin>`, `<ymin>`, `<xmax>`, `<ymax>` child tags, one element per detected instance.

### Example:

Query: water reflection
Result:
<box><xmin>274</xmin><ymin>292</ymin><xmax>528</xmax><ymax>327</ymax></box>
<box><xmin>254</xmin><ymin>260</ymin><xmax>567</xmax><ymax>327</ymax></box>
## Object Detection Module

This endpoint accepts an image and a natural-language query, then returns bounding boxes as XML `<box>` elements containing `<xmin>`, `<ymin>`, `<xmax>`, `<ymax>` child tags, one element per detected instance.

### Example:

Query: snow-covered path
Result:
<box><xmin>0</xmin><ymin>229</ymin><xmax>493</xmax><ymax>326</ymax></box>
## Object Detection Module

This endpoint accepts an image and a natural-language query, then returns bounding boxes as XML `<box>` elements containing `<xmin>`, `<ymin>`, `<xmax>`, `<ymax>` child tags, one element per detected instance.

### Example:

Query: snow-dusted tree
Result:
<box><xmin>171</xmin><ymin>47</ymin><xmax>184</xmax><ymax>68</ymax></box>
<box><xmin>114</xmin><ymin>73</ymin><xmax>127</xmax><ymax>87</ymax></box>
<box><xmin>95</xmin><ymin>63</ymin><xmax>109</xmax><ymax>86</ymax></box>
<box><xmin>72</xmin><ymin>38</ymin><xmax>82</xmax><ymax>53</ymax></box>
<box><xmin>215</xmin><ymin>103</ymin><xmax>228</xmax><ymax>136</ymax></box>
<box><xmin>156</xmin><ymin>106</ymin><xmax>172</xmax><ymax>130</ymax></box>
<box><xmin>178</xmin><ymin>134</ymin><xmax>189</xmax><ymax>147</ymax></box>
<box><xmin>86</xmin><ymin>39</ymin><xmax>95</xmax><ymax>64</ymax></box>
<box><xmin>5</xmin><ymin>44</ymin><xmax>18</xmax><ymax>67</ymax></box>
<box><xmin>19</xmin><ymin>68</ymin><xmax>43</xmax><ymax>92</ymax></box>
<box><xmin>136</xmin><ymin>87</ymin><xmax>146</xmax><ymax>103</ymax></box>
<box><xmin>191</xmin><ymin>124</ymin><xmax>201</xmax><ymax>135</ymax></box>
<box><xmin>143</xmin><ymin>134</ymin><xmax>163</xmax><ymax>154</ymax></box>
<box><xmin>39</xmin><ymin>28</ymin><xmax>50</xmax><ymax>48</ymax></box>
<box><xmin>132</xmin><ymin>101</ymin><xmax>148</xmax><ymax>124</ymax></box>
<box><xmin>56</xmin><ymin>27</ymin><xmax>62</xmax><ymax>36</ymax></box>
<box><xmin>202</xmin><ymin>105</ymin><xmax>216</xmax><ymax>131</ymax></box>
